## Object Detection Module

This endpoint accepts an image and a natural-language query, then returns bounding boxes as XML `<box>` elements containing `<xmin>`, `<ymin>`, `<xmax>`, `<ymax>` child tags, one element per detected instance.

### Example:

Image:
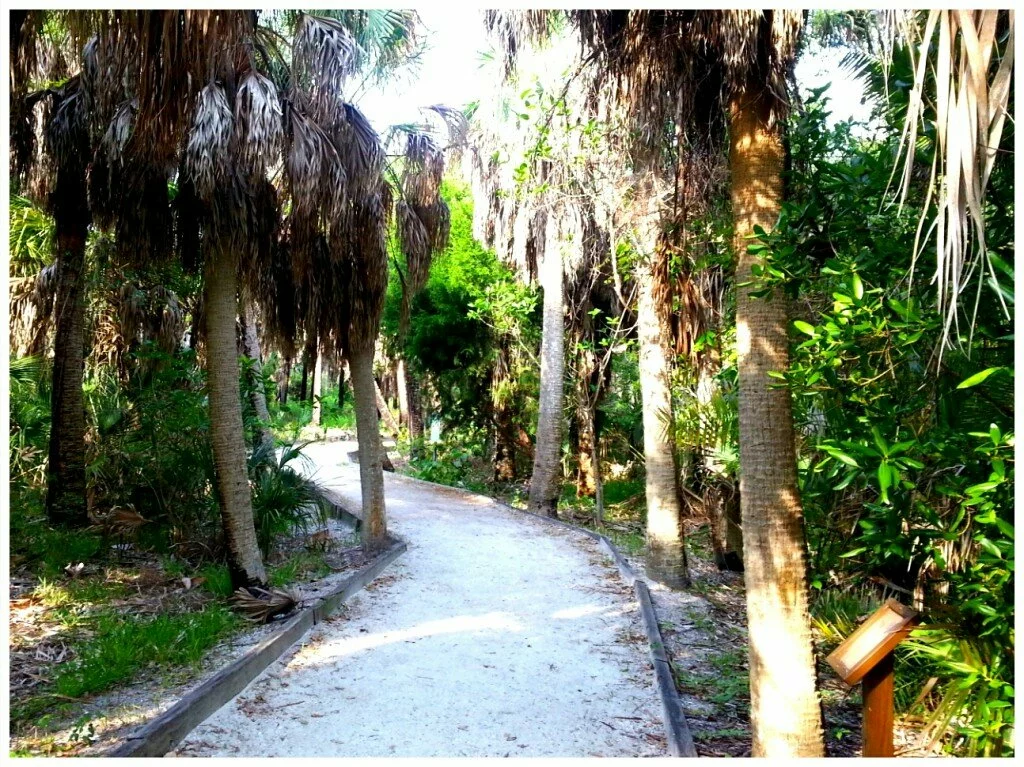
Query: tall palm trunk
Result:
<box><xmin>348</xmin><ymin>343</ymin><xmax>387</xmax><ymax>552</ymax></box>
<box><xmin>311</xmin><ymin>337</ymin><xmax>323</xmax><ymax>427</ymax></box>
<box><xmin>45</xmin><ymin>163</ymin><xmax>89</xmax><ymax>527</ymax></box>
<box><xmin>205</xmin><ymin>247</ymin><xmax>266</xmax><ymax>588</ymax></box>
<box><xmin>636</xmin><ymin>256</ymin><xmax>689</xmax><ymax>587</ymax></box>
<box><xmin>240</xmin><ymin>302</ymin><xmax>274</xmax><ymax>451</ymax></box>
<box><xmin>731</xmin><ymin>89</ymin><xmax>824</xmax><ymax>758</ymax></box>
<box><xmin>528</xmin><ymin>246</ymin><xmax>565</xmax><ymax>517</ymax></box>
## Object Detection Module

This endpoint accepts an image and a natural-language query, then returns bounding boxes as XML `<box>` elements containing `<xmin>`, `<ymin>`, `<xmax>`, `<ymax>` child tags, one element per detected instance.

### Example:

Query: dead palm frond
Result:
<box><xmin>231</xmin><ymin>586</ymin><xmax>301</xmax><ymax>623</ymax></box>
<box><xmin>889</xmin><ymin>10</ymin><xmax>1014</xmax><ymax>351</ymax></box>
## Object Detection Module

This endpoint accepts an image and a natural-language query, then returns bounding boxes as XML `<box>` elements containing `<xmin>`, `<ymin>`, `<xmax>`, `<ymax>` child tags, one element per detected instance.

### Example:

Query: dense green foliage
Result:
<box><xmin>760</xmin><ymin>89</ymin><xmax>1014</xmax><ymax>756</ymax></box>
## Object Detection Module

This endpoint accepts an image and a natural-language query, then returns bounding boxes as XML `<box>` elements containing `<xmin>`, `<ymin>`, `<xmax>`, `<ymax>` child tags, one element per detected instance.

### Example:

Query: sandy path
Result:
<box><xmin>177</xmin><ymin>441</ymin><xmax>664</xmax><ymax>757</ymax></box>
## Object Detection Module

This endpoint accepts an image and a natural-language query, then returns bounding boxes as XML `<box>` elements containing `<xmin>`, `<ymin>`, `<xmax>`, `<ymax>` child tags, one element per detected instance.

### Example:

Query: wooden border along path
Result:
<box><xmin>108</xmin><ymin>539</ymin><xmax>406</xmax><ymax>757</ymax></box>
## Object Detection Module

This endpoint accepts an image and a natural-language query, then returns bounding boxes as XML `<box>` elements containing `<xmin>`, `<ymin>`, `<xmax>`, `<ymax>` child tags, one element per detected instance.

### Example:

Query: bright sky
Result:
<box><xmin>356</xmin><ymin>12</ymin><xmax>873</xmax><ymax>137</ymax></box>
<box><xmin>355</xmin><ymin>9</ymin><xmax>488</xmax><ymax>134</ymax></box>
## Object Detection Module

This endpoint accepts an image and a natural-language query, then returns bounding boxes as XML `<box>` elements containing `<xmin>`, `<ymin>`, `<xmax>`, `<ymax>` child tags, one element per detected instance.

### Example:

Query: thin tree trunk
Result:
<box><xmin>396</xmin><ymin>357</ymin><xmax>410</xmax><ymax>428</ymax></box>
<box><xmin>575</xmin><ymin>386</ymin><xmax>598</xmax><ymax>497</ymax></box>
<box><xmin>348</xmin><ymin>343</ymin><xmax>387</xmax><ymax>553</ymax></box>
<box><xmin>204</xmin><ymin>246</ymin><xmax>266</xmax><ymax>588</ymax></box>
<box><xmin>337</xmin><ymin>368</ymin><xmax>345</xmax><ymax>409</ymax></box>
<box><xmin>240</xmin><ymin>301</ymin><xmax>274</xmax><ymax>451</ymax></box>
<box><xmin>528</xmin><ymin>245</ymin><xmax>565</xmax><ymax>517</ymax></box>
<box><xmin>636</xmin><ymin>256</ymin><xmax>689</xmax><ymax>588</ymax></box>
<box><xmin>45</xmin><ymin>161</ymin><xmax>89</xmax><ymax>527</ymax></box>
<box><xmin>731</xmin><ymin>89</ymin><xmax>825</xmax><ymax>757</ymax></box>
<box><xmin>592</xmin><ymin>432</ymin><xmax>605</xmax><ymax>525</ymax></box>
<box><xmin>492</xmin><ymin>339</ymin><xmax>516</xmax><ymax>481</ymax></box>
<box><xmin>374</xmin><ymin>377</ymin><xmax>401</xmax><ymax>436</ymax></box>
<box><xmin>299</xmin><ymin>335</ymin><xmax>315</xmax><ymax>402</ymax></box>
<box><xmin>311</xmin><ymin>337</ymin><xmax>323</xmax><ymax>427</ymax></box>
<box><xmin>276</xmin><ymin>354</ymin><xmax>291</xmax><ymax>405</ymax></box>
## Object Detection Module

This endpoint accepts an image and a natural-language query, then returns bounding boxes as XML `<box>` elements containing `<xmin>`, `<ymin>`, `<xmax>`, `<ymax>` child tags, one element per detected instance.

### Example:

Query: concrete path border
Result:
<box><xmin>108</xmin><ymin>538</ymin><xmax>406</xmax><ymax>757</ymax></box>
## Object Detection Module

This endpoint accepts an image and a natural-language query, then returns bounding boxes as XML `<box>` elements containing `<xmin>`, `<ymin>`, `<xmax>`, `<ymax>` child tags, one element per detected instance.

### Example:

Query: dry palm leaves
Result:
<box><xmin>231</xmin><ymin>586</ymin><xmax>301</xmax><ymax>623</ymax></box>
<box><xmin>87</xmin><ymin>506</ymin><xmax>150</xmax><ymax>538</ymax></box>
<box><xmin>891</xmin><ymin>9</ymin><xmax>1014</xmax><ymax>350</ymax></box>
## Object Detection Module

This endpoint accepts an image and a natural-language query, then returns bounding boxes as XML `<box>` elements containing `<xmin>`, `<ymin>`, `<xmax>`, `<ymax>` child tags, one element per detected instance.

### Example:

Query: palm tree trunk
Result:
<box><xmin>311</xmin><ymin>336</ymin><xmax>323</xmax><ymax>427</ymax></box>
<box><xmin>205</xmin><ymin>246</ymin><xmax>266</xmax><ymax>589</ymax></box>
<box><xmin>528</xmin><ymin>246</ymin><xmax>565</xmax><ymax>517</ymax></box>
<box><xmin>348</xmin><ymin>343</ymin><xmax>388</xmax><ymax>553</ymax></box>
<box><xmin>277</xmin><ymin>354</ymin><xmax>291</xmax><ymax>405</ymax></box>
<box><xmin>731</xmin><ymin>89</ymin><xmax>824</xmax><ymax>757</ymax></box>
<box><xmin>575</xmin><ymin>396</ymin><xmax>598</xmax><ymax>497</ymax></box>
<box><xmin>45</xmin><ymin>163</ymin><xmax>89</xmax><ymax>527</ymax></box>
<box><xmin>636</xmin><ymin>257</ymin><xmax>689</xmax><ymax>588</ymax></box>
<box><xmin>299</xmin><ymin>335</ymin><xmax>315</xmax><ymax>402</ymax></box>
<box><xmin>240</xmin><ymin>301</ymin><xmax>274</xmax><ymax>451</ymax></box>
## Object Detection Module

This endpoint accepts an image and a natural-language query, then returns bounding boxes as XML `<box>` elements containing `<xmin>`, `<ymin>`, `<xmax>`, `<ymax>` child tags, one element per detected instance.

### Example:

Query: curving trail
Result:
<box><xmin>177</xmin><ymin>440</ymin><xmax>663</xmax><ymax>757</ymax></box>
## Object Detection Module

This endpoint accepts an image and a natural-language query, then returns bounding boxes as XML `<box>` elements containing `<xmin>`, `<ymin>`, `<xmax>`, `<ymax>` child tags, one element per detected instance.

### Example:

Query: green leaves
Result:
<box><xmin>957</xmin><ymin>366</ymin><xmax>1010</xmax><ymax>389</ymax></box>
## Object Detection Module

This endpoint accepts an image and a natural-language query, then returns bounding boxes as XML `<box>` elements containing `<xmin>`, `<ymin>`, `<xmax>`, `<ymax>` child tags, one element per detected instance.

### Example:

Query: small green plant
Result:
<box><xmin>248</xmin><ymin>440</ymin><xmax>330</xmax><ymax>557</ymax></box>
<box><xmin>52</xmin><ymin>607</ymin><xmax>238</xmax><ymax>699</ymax></box>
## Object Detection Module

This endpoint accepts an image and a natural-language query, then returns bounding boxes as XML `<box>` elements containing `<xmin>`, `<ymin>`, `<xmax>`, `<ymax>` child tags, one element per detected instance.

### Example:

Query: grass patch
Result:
<box><xmin>268</xmin><ymin>551</ymin><xmax>331</xmax><ymax>587</ymax></box>
<box><xmin>673</xmin><ymin>646</ymin><xmax>750</xmax><ymax>713</ymax></box>
<box><xmin>52</xmin><ymin>606</ymin><xmax>239</xmax><ymax>699</ymax></box>
<box><xmin>198</xmin><ymin>563</ymin><xmax>234</xmax><ymax>598</ymax></box>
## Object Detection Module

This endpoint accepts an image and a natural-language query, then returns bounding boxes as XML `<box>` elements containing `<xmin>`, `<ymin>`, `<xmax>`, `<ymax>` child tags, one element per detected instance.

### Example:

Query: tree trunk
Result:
<box><xmin>337</xmin><ymin>368</ymin><xmax>345</xmax><ymax>409</ymax></box>
<box><xmin>528</xmin><ymin>245</ymin><xmax>565</xmax><ymax>517</ymax></box>
<box><xmin>374</xmin><ymin>377</ymin><xmax>401</xmax><ymax>437</ymax></box>
<box><xmin>731</xmin><ymin>89</ymin><xmax>825</xmax><ymax>757</ymax></box>
<box><xmin>575</xmin><ymin>387</ymin><xmax>598</xmax><ymax>497</ymax></box>
<box><xmin>299</xmin><ymin>335</ymin><xmax>316</xmax><ymax>402</ymax></box>
<box><xmin>636</xmin><ymin>256</ymin><xmax>689</xmax><ymax>588</ymax></box>
<box><xmin>240</xmin><ymin>301</ymin><xmax>274</xmax><ymax>452</ymax></box>
<box><xmin>276</xmin><ymin>353</ymin><xmax>291</xmax><ymax>405</ymax></box>
<box><xmin>204</xmin><ymin>246</ymin><xmax>266</xmax><ymax>588</ymax></box>
<box><xmin>492</xmin><ymin>339</ymin><xmax>517</xmax><ymax>481</ymax></box>
<box><xmin>45</xmin><ymin>161</ymin><xmax>89</xmax><ymax>527</ymax></box>
<box><xmin>348</xmin><ymin>343</ymin><xmax>388</xmax><ymax>553</ymax></box>
<box><xmin>311</xmin><ymin>337</ymin><xmax>323</xmax><ymax>427</ymax></box>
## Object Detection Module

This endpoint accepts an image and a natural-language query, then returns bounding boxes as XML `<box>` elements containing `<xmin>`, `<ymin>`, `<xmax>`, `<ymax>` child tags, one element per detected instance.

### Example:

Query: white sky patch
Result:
<box><xmin>356</xmin><ymin>8</ymin><xmax>487</xmax><ymax>134</ymax></box>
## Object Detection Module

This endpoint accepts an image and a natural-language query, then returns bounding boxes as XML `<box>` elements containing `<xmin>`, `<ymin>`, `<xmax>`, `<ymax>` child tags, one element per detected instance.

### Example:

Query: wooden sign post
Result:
<box><xmin>825</xmin><ymin>598</ymin><xmax>920</xmax><ymax>757</ymax></box>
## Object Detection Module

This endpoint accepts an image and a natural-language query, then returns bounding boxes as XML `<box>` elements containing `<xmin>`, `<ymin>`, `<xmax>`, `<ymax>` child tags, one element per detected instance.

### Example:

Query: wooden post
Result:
<box><xmin>861</xmin><ymin>650</ymin><xmax>895</xmax><ymax>757</ymax></box>
<box><xmin>825</xmin><ymin>598</ymin><xmax>919</xmax><ymax>758</ymax></box>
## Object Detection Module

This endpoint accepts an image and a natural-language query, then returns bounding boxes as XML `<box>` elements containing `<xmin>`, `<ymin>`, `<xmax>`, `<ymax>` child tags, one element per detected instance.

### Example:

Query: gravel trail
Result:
<box><xmin>177</xmin><ymin>440</ymin><xmax>664</xmax><ymax>757</ymax></box>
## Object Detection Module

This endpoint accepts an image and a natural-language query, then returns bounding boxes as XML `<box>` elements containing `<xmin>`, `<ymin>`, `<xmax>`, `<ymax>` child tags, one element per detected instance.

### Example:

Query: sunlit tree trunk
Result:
<box><xmin>636</xmin><ymin>254</ymin><xmax>689</xmax><ymax>588</ymax></box>
<box><xmin>45</xmin><ymin>158</ymin><xmax>89</xmax><ymax>527</ymax></box>
<box><xmin>731</xmin><ymin>88</ymin><xmax>824</xmax><ymax>758</ymax></box>
<box><xmin>240</xmin><ymin>301</ymin><xmax>274</xmax><ymax>451</ymax></box>
<box><xmin>528</xmin><ymin>245</ymin><xmax>565</xmax><ymax>517</ymax></box>
<box><xmin>205</xmin><ymin>246</ymin><xmax>266</xmax><ymax>588</ymax></box>
<box><xmin>348</xmin><ymin>343</ymin><xmax>388</xmax><ymax>552</ymax></box>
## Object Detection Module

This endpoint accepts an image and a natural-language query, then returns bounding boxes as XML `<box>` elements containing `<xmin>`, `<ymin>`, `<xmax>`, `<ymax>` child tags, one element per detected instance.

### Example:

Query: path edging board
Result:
<box><xmin>107</xmin><ymin>539</ymin><xmax>406</xmax><ymax>757</ymax></box>
<box><xmin>385</xmin><ymin>470</ymin><xmax>697</xmax><ymax>757</ymax></box>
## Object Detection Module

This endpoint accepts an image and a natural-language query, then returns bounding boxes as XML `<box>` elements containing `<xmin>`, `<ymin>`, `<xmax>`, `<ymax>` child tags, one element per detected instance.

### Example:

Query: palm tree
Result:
<box><xmin>11</xmin><ymin>15</ymin><xmax>89</xmax><ymax>526</ymax></box>
<box><xmin>394</xmin><ymin>129</ymin><xmax>450</xmax><ymax>446</ymax></box>
<box><xmin>510</xmin><ymin>9</ymin><xmax>824</xmax><ymax>755</ymax></box>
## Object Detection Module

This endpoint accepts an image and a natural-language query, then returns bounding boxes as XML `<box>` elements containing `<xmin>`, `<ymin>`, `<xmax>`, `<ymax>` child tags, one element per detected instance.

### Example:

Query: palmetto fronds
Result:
<box><xmin>231</xmin><ymin>586</ymin><xmax>301</xmax><ymax>623</ymax></box>
<box><xmin>234</xmin><ymin>70</ymin><xmax>283</xmax><ymax>175</ymax></box>
<box><xmin>890</xmin><ymin>10</ymin><xmax>1014</xmax><ymax>350</ymax></box>
<box><xmin>185</xmin><ymin>83</ymin><xmax>234</xmax><ymax>202</ymax></box>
